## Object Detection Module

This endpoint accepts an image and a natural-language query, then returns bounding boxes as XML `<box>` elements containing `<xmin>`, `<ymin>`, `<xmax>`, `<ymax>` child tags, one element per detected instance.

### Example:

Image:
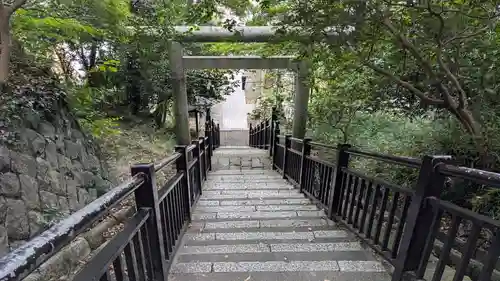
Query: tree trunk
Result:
<box><xmin>0</xmin><ymin>9</ymin><xmax>11</xmax><ymax>92</ymax></box>
<box><xmin>452</xmin><ymin>106</ymin><xmax>493</xmax><ymax>168</ymax></box>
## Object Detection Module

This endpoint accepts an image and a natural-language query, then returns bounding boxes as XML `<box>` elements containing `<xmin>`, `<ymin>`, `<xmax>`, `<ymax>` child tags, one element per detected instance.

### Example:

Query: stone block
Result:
<box><xmin>0</xmin><ymin>224</ymin><xmax>8</xmax><ymax>256</ymax></box>
<box><xmin>44</xmin><ymin>141</ymin><xmax>58</xmax><ymax>168</ymax></box>
<box><xmin>71</xmin><ymin>129</ymin><xmax>84</xmax><ymax>141</ymax></box>
<box><xmin>78</xmin><ymin>188</ymin><xmax>90</xmax><ymax>204</ymax></box>
<box><xmin>0</xmin><ymin>172</ymin><xmax>20</xmax><ymax>197</ymax></box>
<box><xmin>57</xmin><ymin>153</ymin><xmax>72</xmax><ymax>171</ymax></box>
<box><xmin>39</xmin><ymin>190</ymin><xmax>58</xmax><ymax>209</ymax></box>
<box><xmin>0</xmin><ymin>146</ymin><xmax>10</xmax><ymax>171</ymax></box>
<box><xmin>64</xmin><ymin>140</ymin><xmax>82</xmax><ymax>160</ymax></box>
<box><xmin>66</xmin><ymin>181</ymin><xmax>79</xmax><ymax>211</ymax></box>
<box><xmin>55</xmin><ymin>135</ymin><xmax>65</xmax><ymax>153</ymax></box>
<box><xmin>20</xmin><ymin>174</ymin><xmax>40</xmax><ymax>210</ymax></box>
<box><xmin>38</xmin><ymin>122</ymin><xmax>56</xmax><ymax>139</ymax></box>
<box><xmin>5</xmin><ymin>198</ymin><xmax>29</xmax><ymax>239</ymax></box>
<box><xmin>35</xmin><ymin>157</ymin><xmax>51</xmax><ymax>178</ymax></box>
<box><xmin>23</xmin><ymin>129</ymin><xmax>46</xmax><ymax>156</ymax></box>
<box><xmin>11</xmin><ymin>152</ymin><xmax>37</xmax><ymax>178</ymax></box>
<box><xmin>81</xmin><ymin>171</ymin><xmax>96</xmax><ymax>188</ymax></box>
<box><xmin>85</xmin><ymin>155</ymin><xmax>101</xmax><ymax>174</ymax></box>
<box><xmin>39</xmin><ymin>170</ymin><xmax>66</xmax><ymax>195</ymax></box>
<box><xmin>58</xmin><ymin>196</ymin><xmax>70</xmax><ymax>214</ymax></box>
<box><xmin>28</xmin><ymin>210</ymin><xmax>44</xmax><ymax>237</ymax></box>
<box><xmin>0</xmin><ymin>197</ymin><xmax>6</xmax><ymax>223</ymax></box>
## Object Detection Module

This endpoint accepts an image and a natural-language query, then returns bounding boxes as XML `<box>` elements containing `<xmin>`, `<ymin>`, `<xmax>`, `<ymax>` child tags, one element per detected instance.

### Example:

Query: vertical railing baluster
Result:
<box><xmin>192</xmin><ymin>140</ymin><xmax>203</xmax><ymax>198</ymax></box>
<box><xmin>391</xmin><ymin>155</ymin><xmax>450</xmax><ymax>281</ymax></box>
<box><xmin>270</xmin><ymin>107</ymin><xmax>276</xmax><ymax>156</ymax></box>
<box><xmin>199</xmin><ymin>137</ymin><xmax>206</xmax><ymax>180</ymax></box>
<box><xmin>272</xmin><ymin>122</ymin><xmax>280</xmax><ymax>170</ymax></box>
<box><xmin>175</xmin><ymin>145</ymin><xmax>192</xmax><ymax>223</ymax></box>
<box><xmin>131</xmin><ymin>163</ymin><xmax>168</xmax><ymax>281</ymax></box>
<box><xmin>249</xmin><ymin>123</ymin><xmax>253</xmax><ymax>147</ymax></box>
<box><xmin>282</xmin><ymin>135</ymin><xmax>291</xmax><ymax>179</ymax></box>
<box><xmin>216</xmin><ymin>123</ymin><xmax>220</xmax><ymax>148</ymax></box>
<box><xmin>299</xmin><ymin>138</ymin><xmax>311</xmax><ymax>193</ymax></box>
<box><xmin>327</xmin><ymin>144</ymin><xmax>351</xmax><ymax>219</ymax></box>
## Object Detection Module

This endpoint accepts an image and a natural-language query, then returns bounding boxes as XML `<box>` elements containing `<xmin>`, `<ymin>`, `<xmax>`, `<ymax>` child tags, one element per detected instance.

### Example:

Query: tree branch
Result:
<box><xmin>6</xmin><ymin>0</ymin><xmax>28</xmax><ymax>15</ymax></box>
<box><xmin>381</xmin><ymin>17</ymin><xmax>437</xmax><ymax>79</ymax></box>
<box><xmin>365</xmin><ymin>62</ymin><xmax>445</xmax><ymax>106</ymax></box>
<box><xmin>436</xmin><ymin>48</ymin><xmax>467</xmax><ymax>109</ymax></box>
<box><xmin>443</xmin><ymin>26</ymin><xmax>490</xmax><ymax>45</ymax></box>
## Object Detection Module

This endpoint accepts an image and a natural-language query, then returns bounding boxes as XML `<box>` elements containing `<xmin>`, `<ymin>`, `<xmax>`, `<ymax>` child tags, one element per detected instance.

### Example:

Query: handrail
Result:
<box><xmin>346</xmin><ymin>148</ymin><xmax>422</xmax><ymax>168</ymax></box>
<box><xmin>289</xmin><ymin>137</ymin><xmax>303</xmax><ymax>143</ymax></box>
<box><xmin>155</xmin><ymin>153</ymin><xmax>181</xmax><ymax>172</ymax></box>
<box><xmin>187</xmin><ymin>144</ymin><xmax>196</xmax><ymax>152</ymax></box>
<box><xmin>309</xmin><ymin>141</ymin><xmax>337</xmax><ymax>150</ymax></box>
<box><xmin>436</xmin><ymin>163</ymin><xmax>500</xmax><ymax>188</ymax></box>
<box><xmin>0</xmin><ymin>174</ymin><xmax>145</xmax><ymax>281</ymax></box>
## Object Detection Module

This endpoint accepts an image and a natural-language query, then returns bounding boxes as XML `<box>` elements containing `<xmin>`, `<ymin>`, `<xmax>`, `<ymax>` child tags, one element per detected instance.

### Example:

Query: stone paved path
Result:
<box><xmin>169</xmin><ymin>148</ymin><xmax>391</xmax><ymax>281</ymax></box>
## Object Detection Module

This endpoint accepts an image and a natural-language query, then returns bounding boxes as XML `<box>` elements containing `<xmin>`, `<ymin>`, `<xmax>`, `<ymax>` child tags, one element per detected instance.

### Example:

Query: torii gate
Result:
<box><xmin>169</xmin><ymin>26</ymin><xmax>336</xmax><ymax>145</ymax></box>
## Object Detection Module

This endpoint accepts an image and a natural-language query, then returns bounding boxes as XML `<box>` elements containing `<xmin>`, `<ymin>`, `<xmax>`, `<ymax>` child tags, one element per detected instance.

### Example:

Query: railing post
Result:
<box><xmin>256</xmin><ymin>123</ymin><xmax>261</xmax><ymax>148</ymax></box>
<box><xmin>249</xmin><ymin>123</ymin><xmax>253</xmax><ymax>147</ymax></box>
<box><xmin>175</xmin><ymin>145</ymin><xmax>192</xmax><ymax>222</ymax></box>
<box><xmin>327</xmin><ymin>144</ymin><xmax>351</xmax><ymax>219</ymax></box>
<box><xmin>205</xmin><ymin>122</ymin><xmax>213</xmax><ymax>171</ymax></box>
<box><xmin>216</xmin><ymin>123</ymin><xmax>220</xmax><ymax>148</ymax></box>
<box><xmin>261</xmin><ymin>121</ymin><xmax>267</xmax><ymax>149</ymax></box>
<box><xmin>272</xmin><ymin>122</ymin><xmax>280</xmax><ymax>170</ymax></box>
<box><xmin>269</xmin><ymin>107</ymin><xmax>277</xmax><ymax>156</ymax></box>
<box><xmin>131</xmin><ymin>163</ymin><xmax>168</xmax><ymax>281</ymax></box>
<box><xmin>192</xmin><ymin>139</ymin><xmax>203</xmax><ymax>196</ymax></box>
<box><xmin>299</xmin><ymin>138</ymin><xmax>312</xmax><ymax>193</ymax></box>
<box><xmin>199</xmin><ymin>137</ymin><xmax>206</xmax><ymax>180</ymax></box>
<box><xmin>392</xmin><ymin>155</ymin><xmax>450</xmax><ymax>281</ymax></box>
<box><xmin>210</xmin><ymin>119</ymin><xmax>215</xmax><ymax>151</ymax></box>
<box><xmin>282</xmin><ymin>134</ymin><xmax>291</xmax><ymax>179</ymax></box>
<box><xmin>264</xmin><ymin>120</ymin><xmax>269</xmax><ymax>150</ymax></box>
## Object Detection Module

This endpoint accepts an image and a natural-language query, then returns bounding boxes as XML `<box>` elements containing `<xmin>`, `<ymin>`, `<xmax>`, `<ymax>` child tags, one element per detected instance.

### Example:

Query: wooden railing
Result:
<box><xmin>252</xmin><ymin>124</ymin><xmax>500</xmax><ymax>281</ymax></box>
<box><xmin>0</xmin><ymin>135</ymin><xmax>214</xmax><ymax>281</ymax></box>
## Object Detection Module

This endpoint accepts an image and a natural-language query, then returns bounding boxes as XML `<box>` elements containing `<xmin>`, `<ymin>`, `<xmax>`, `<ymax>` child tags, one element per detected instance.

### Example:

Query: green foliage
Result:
<box><xmin>68</xmin><ymin>86</ymin><xmax>122</xmax><ymax>140</ymax></box>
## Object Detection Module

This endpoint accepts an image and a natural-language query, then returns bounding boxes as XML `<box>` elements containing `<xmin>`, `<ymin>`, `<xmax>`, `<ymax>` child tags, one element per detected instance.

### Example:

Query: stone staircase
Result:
<box><xmin>168</xmin><ymin>164</ymin><xmax>391</xmax><ymax>281</ymax></box>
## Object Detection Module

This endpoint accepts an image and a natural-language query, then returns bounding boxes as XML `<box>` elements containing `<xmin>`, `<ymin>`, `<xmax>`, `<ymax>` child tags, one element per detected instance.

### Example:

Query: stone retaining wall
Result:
<box><xmin>0</xmin><ymin>106</ymin><xmax>112</xmax><ymax>257</ymax></box>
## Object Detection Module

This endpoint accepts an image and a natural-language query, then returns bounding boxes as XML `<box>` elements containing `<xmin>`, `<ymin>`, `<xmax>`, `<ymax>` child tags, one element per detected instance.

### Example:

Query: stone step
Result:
<box><xmin>192</xmin><ymin>211</ymin><xmax>325</xmax><ymax>221</ymax></box>
<box><xmin>206</xmin><ymin>179</ymin><xmax>288</xmax><ymax>183</ymax></box>
<box><xmin>170</xmin><ymin>260</ymin><xmax>387</xmax><ymax>274</ymax></box>
<box><xmin>184</xmin><ymin>230</ymin><xmax>349</xmax><ymax>242</ymax></box>
<box><xmin>168</xmin><ymin>271</ymin><xmax>391</xmax><ymax>281</ymax></box>
<box><xmin>207</xmin><ymin>174</ymin><xmax>284</xmax><ymax>180</ymax></box>
<box><xmin>193</xmin><ymin>205</ymin><xmax>318</xmax><ymax>213</ymax></box>
<box><xmin>175</xmin><ymin>251</ymin><xmax>374</xmax><ymax>263</ymax></box>
<box><xmin>189</xmin><ymin>219</ymin><xmax>334</xmax><ymax>230</ymax></box>
<box><xmin>178</xmin><ymin>242</ymin><xmax>364</xmax><ymax>255</ymax></box>
<box><xmin>202</xmin><ymin>190</ymin><xmax>301</xmax><ymax>196</ymax></box>
<box><xmin>208</xmin><ymin>170</ymin><xmax>274</xmax><ymax>175</ymax></box>
<box><xmin>197</xmin><ymin>199</ymin><xmax>312</xmax><ymax>206</ymax></box>
<box><xmin>204</xmin><ymin>184</ymin><xmax>292</xmax><ymax>190</ymax></box>
<box><xmin>198</xmin><ymin>193</ymin><xmax>306</xmax><ymax>200</ymax></box>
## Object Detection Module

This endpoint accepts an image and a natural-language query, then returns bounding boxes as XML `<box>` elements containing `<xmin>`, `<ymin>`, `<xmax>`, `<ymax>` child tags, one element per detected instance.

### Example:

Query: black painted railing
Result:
<box><xmin>0</xmin><ymin>136</ymin><xmax>214</xmax><ymax>281</ymax></box>
<box><xmin>205</xmin><ymin>119</ymin><xmax>220</xmax><ymax>150</ymax></box>
<box><xmin>254</xmin><ymin>124</ymin><xmax>500</xmax><ymax>281</ymax></box>
<box><xmin>249</xmin><ymin>107</ymin><xmax>277</xmax><ymax>155</ymax></box>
